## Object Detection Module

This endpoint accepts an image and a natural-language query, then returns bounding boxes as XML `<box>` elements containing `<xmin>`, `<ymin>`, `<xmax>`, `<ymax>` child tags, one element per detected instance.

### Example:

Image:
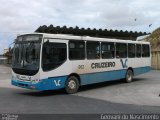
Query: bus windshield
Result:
<box><xmin>12</xmin><ymin>35</ymin><xmax>42</xmax><ymax>76</ymax></box>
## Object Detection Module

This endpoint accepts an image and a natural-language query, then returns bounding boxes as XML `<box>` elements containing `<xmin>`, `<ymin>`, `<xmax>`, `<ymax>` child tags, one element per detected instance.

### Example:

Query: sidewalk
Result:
<box><xmin>0</xmin><ymin>64</ymin><xmax>11</xmax><ymax>80</ymax></box>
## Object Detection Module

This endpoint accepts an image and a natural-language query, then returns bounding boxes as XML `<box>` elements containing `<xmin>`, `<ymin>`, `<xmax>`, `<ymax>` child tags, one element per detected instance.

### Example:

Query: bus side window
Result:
<box><xmin>42</xmin><ymin>42</ymin><xmax>67</xmax><ymax>71</ymax></box>
<box><xmin>42</xmin><ymin>47</ymin><xmax>50</xmax><ymax>64</ymax></box>
<box><xmin>136</xmin><ymin>44</ymin><xmax>142</xmax><ymax>58</ymax></box>
<box><xmin>87</xmin><ymin>41</ymin><xmax>100</xmax><ymax>59</ymax></box>
<box><xmin>116</xmin><ymin>43</ymin><xmax>127</xmax><ymax>58</ymax></box>
<box><xmin>128</xmin><ymin>44</ymin><xmax>136</xmax><ymax>58</ymax></box>
<box><xmin>116</xmin><ymin>51</ymin><xmax>120</xmax><ymax>58</ymax></box>
<box><xmin>142</xmin><ymin>44</ymin><xmax>150</xmax><ymax>57</ymax></box>
<box><xmin>101</xmin><ymin>42</ymin><xmax>115</xmax><ymax>59</ymax></box>
<box><xmin>69</xmin><ymin>41</ymin><xmax>85</xmax><ymax>60</ymax></box>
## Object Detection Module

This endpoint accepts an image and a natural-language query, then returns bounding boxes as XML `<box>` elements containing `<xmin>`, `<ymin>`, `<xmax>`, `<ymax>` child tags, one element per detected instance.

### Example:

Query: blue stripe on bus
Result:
<box><xmin>133</xmin><ymin>66</ymin><xmax>151</xmax><ymax>76</ymax></box>
<box><xmin>80</xmin><ymin>66</ymin><xmax>151</xmax><ymax>85</ymax></box>
<box><xmin>80</xmin><ymin>69</ymin><xmax>126</xmax><ymax>85</ymax></box>
<box><xmin>11</xmin><ymin>66</ymin><xmax>150</xmax><ymax>91</ymax></box>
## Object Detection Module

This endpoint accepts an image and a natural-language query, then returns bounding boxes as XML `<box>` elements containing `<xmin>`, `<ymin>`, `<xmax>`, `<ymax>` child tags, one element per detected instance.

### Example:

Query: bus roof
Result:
<box><xmin>19</xmin><ymin>33</ymin><xmax>150</xmax><ymax>44</ymax></box>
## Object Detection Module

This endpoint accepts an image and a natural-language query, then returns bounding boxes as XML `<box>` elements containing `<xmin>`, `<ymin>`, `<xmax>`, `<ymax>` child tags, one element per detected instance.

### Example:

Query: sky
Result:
<box><xmin>0</xmin><ymin>0</ymin><xmax>160</xmax><ymax>54</ymax></box>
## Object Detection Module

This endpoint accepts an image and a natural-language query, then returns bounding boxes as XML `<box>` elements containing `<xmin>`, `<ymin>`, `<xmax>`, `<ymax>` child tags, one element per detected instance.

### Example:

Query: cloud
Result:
<box><xmin>0</xmin><ymin>0</ymin><xmax>160</xmax><ymax>31</ymax></box>
<box><xmin>0</xmin><ymin>0</ymin><xmax>160</xmax><ymax>54</ymax></box>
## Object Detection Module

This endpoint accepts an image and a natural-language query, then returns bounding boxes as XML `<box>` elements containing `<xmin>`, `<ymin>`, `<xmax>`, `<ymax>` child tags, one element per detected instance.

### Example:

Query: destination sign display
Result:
<box><xmin>16</xmin><ymin>34</ymin><xmax>43</xmax><ymax>42</ymax></box>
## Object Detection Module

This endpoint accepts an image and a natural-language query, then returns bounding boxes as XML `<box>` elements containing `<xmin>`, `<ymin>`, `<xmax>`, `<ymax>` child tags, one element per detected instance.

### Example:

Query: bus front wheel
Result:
<box><xmin>65</xmin><ymin>76</ymin><xmax>79</xmax><ymax>94</ymax></box>
<box><xmin>125</xmin><ymin>69</ymin><xmax>133</xmax><ymax>83</ymax></box>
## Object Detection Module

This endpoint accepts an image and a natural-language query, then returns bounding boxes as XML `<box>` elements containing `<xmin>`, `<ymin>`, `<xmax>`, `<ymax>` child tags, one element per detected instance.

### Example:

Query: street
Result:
<box><xmin>0</xmin><ymin>65</ymin><xmax>160</xmax><ymax>114</ymax></box>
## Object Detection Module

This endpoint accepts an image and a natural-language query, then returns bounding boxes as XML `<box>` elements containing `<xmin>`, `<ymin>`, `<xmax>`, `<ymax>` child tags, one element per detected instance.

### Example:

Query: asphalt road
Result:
<box><xmin>0</xmin><ymin>64</ymin><xmax>160</xmax><ymax>115</ymax></box>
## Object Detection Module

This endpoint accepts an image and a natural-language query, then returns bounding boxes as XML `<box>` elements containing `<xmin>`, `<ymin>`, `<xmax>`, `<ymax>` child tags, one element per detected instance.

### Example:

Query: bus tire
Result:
<box><xmin>65</xmin><ymin>76</ymin><xmax>79</xmax><ymax>94</ymax></box>
<box><xmin>125</xmin><ymin>69</ymin><xmax>133</xmax><ymax>83</ymax></box>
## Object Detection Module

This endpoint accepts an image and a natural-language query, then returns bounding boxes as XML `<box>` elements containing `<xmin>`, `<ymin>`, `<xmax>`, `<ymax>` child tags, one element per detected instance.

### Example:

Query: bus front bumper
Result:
<box><xmin>11</xmin><ymin>76</ymin><xmax>67</xmax><ymax>91</ymax></box>
<box><xmin>12</xmin><ymin>80</ymin><xmax>43</xmax><ymax>90</ymax></box>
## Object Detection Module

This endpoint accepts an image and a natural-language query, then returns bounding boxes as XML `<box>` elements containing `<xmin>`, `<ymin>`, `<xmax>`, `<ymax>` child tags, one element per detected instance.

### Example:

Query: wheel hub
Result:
<box><xmin>127</xmin><ymin>71</ymin><xmax>132</xmax><ymax>81</ymax></box>
<box><xmin>68</xmin><ymin>80</ymin><xmax>76</xmax><ymax>89</ymax></box>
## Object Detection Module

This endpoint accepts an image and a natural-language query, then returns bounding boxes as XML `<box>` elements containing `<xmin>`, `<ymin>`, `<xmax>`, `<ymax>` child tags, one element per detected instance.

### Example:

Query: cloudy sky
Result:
<box><xmin>0</xmin><ymin>0</ymin><xmax>160</xmax><ymax>54</ymax></box>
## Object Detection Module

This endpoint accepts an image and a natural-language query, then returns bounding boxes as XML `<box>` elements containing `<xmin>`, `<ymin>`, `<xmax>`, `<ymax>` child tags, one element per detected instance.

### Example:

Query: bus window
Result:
<box><xmin>42</xmin><ymin>42</ymin><xmax>67</xmax><ymax>71</ymax></box>
<box><xmin>142</xmin><ymin>44</ymin><xmax>150</xmax><ymax>57</ymax></box>
<box><xmin>128</xmin><ymin>44</ymin><xmax>136</xmax><ymax>58</ymax></box>
<box><xmin>136</xmin><ymin>44</ymin><xmax>141</xmax><ymax>58</ymax></box>
<box><xmin>101</xmin><ymin>42</ymin><xmax>115</xmax><ymax>59</ymax></box>
<box><xmin>116</xmin><ymin>43</ymin><xmax>127</xmax><ymax>58</ymax></box>
<box><xmin>87</xmin><ymin>41</ymin><xmax>100</xmax><ymax>59</ymax></box>
<box><xmin>69</xmin><ymin>41</ymin><xmax>85</xmax><ymax>60</ymax></box>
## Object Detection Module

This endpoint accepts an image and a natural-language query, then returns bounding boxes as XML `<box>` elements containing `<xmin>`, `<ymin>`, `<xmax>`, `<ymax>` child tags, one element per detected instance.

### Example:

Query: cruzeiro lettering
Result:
<box><xmin>91</xmin><ymin>62</ymin><xmax>115</xmax><ymax>69</ymax></box>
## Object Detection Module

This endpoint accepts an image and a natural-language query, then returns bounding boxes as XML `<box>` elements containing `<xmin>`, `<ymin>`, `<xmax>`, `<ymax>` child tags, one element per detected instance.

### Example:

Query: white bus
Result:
<box><xmin>11</xmin><ymin>33</ymin><xmax>151</xmax><ymax>94</ymax></box>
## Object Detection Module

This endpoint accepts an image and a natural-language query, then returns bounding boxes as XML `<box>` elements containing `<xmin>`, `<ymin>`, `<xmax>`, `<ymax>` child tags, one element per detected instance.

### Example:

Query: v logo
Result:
<box><xmin>54</xmin><ymin>80</ymin><xmax>61</xmax><ymax>87</ymax></box>
<box><xmin>120</xmin><ymin>59</ymin><xmax>128</xmax><ymax>68</ymax></box>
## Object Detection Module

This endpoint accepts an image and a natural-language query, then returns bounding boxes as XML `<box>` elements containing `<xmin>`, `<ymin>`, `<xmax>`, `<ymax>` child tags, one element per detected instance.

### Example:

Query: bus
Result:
<box><xmin>11</xmin><ymin>33</ymin><xmax>151</xmax><ymax>94</ymax></box>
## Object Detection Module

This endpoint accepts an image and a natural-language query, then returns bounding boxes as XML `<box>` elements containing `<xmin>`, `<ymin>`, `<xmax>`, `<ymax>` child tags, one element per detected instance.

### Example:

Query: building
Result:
<box><xmin>3</xmin><ymin>48</ymin><xmax>9</xmax><ymax>55</ymax></box>
<box><xmin>144</xmin><ymin>27</ymin><xmax>160</xmax><ymax>70</ymax></box>
<box><xmin>35</xmin><ymin>25</ymin><xmax>149</xmax><ymax>41</ymax></box>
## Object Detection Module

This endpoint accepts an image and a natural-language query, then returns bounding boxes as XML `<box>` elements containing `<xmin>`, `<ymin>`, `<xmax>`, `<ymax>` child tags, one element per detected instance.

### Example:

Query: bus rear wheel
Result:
<box><xmin>65</xmin><ymin>76</ymin><xmax>79</xmax><ymax>94</ymax></box>
<box><xmin>125</xmin><ymin>69</ymin><xmax>133</xmax><ymax>83</ymax></box>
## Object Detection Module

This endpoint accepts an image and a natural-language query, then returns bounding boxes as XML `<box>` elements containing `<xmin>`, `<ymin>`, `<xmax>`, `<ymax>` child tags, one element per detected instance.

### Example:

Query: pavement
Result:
<box><xmin>76</xmin><ymin>70</ymin><xmax>160</xmax><ymax>106</ymax></box>
<box><xmin>0</xmin><ymin>64</ymin><xmax>160</xmax><ymax>114</ymax></box>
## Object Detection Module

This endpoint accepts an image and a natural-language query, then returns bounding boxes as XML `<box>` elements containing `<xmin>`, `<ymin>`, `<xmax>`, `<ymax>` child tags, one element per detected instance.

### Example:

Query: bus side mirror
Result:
<box><xmin>9</xmin><ymin>47</ymin><xmax>11</xmax><ymax>52</ymax></box>
<box><xmin>9</xmin><ymin>42</ymin><xmax>15</xmax><ymax>56</ymax></box>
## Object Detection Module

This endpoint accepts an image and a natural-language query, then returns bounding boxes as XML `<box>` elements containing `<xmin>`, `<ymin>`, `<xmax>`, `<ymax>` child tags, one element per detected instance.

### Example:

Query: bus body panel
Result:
<box><xmin>70</xmin><ymin>57</ymin><xmax>151</xmax><ymax>85</ymax></box>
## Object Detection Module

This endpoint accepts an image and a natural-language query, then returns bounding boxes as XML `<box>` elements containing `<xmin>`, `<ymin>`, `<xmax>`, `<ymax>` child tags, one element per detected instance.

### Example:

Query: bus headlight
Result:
<box><xmin>31</xmin><ymin>80</ymin><xmax>35</xmax><ymax>83</ymax></box>
<box><xmin>31</xmin><ymin>79</ymin><xmax>40</xmax><ymax>84</ymax></box>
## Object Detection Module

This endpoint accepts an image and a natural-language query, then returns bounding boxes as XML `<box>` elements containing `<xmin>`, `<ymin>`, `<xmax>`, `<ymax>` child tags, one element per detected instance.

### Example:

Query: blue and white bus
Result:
<box><xmin>11</xmin><ymin>33</ymin><xmax>151</xmax><ymax>94</ymax></box>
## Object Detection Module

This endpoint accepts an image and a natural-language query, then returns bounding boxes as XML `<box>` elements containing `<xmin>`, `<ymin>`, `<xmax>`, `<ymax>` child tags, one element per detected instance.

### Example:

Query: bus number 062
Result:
<box><xmin>78</xmin><ymin>65</ymin><xmax>84</xmax><ymax>69</ymax></box>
